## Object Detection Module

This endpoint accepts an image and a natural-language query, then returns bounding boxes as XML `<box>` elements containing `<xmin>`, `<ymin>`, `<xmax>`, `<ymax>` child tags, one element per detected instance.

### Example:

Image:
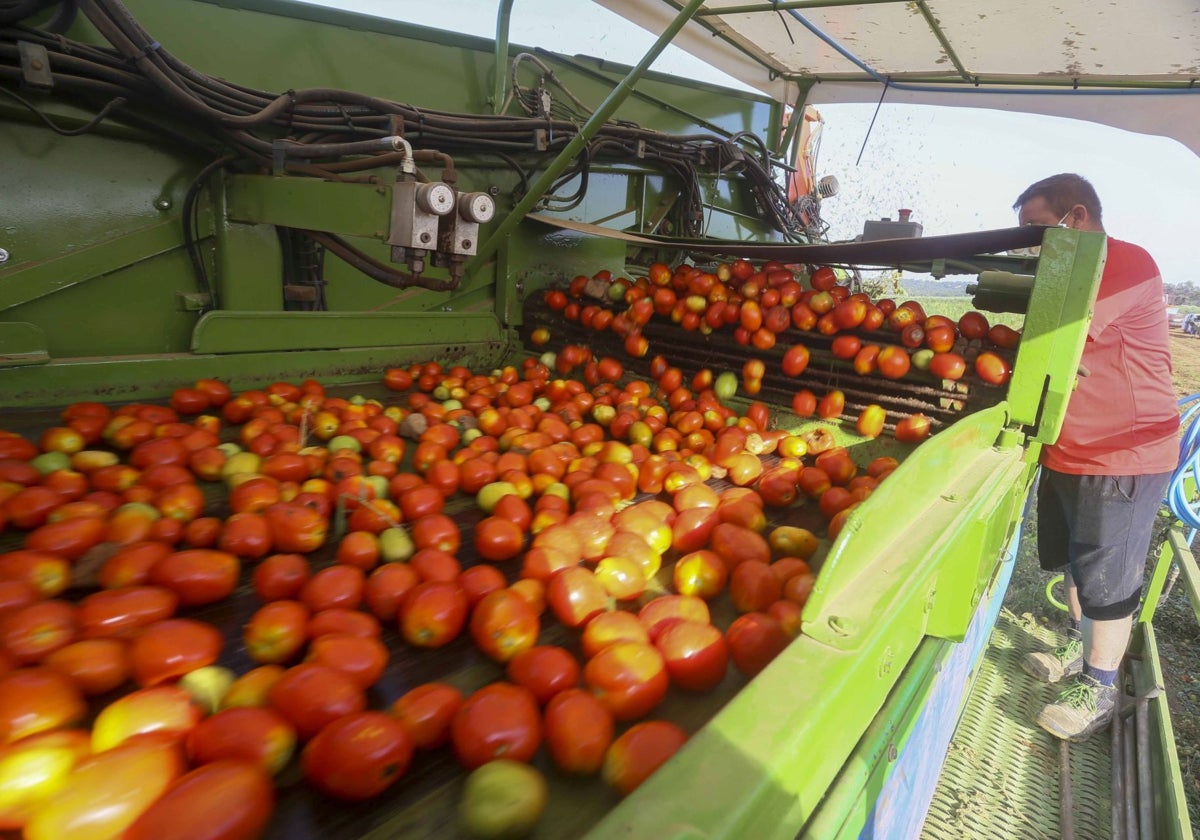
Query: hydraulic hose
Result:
<box><xmin>1165</xmin><ymin>392</ymin><xmax>1200</xmax><ymax>540</ymax></box>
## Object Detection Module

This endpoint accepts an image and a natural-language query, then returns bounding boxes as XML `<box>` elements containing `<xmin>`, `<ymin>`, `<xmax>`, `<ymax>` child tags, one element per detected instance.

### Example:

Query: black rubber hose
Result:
<box><xmin>0</xmin><ymin>0</ymin><xmax>57</xmax><ymax>25</ymax></box>
<box><xmin>45</xmin><ymin>0</ymin><xmax>75</xmax><ymax>32</ymax></box>
<box><xmin>302</xmin><ymin>230</ymin><xmax>457</xmax><ymax>293</ymax></box>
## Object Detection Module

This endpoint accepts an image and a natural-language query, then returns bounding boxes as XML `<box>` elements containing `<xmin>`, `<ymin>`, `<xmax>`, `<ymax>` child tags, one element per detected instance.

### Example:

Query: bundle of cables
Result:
<box><xmin>0</xmin><ymin>0</ymin><xmax>806</xmax><ymax>245</ymax></box>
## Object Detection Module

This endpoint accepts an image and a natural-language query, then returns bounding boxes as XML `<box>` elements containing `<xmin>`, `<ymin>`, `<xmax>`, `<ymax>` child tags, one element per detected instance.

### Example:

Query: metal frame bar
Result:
<box><xmin>469</xmin><ymin>0</ymin><xmax>709</xmax><ymax>277</ymax></box>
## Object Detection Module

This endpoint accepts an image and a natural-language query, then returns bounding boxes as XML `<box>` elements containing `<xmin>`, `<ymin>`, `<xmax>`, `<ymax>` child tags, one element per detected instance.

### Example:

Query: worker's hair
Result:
<box><xmin>1012</xmin><ymin>173</ymin><xmax>1103</xmax><ymax>224</ymax></box>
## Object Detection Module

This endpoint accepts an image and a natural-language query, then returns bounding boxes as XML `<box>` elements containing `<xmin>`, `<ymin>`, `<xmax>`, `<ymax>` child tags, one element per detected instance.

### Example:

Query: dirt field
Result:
<box><xmin>1004</xmin><ymin>327</ymin><xmax>1200</xmax><ymax>827</ymax></box>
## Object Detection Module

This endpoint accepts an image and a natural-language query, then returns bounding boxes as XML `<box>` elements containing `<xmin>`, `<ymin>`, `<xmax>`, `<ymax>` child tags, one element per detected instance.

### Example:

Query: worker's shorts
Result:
<box><xmin>1036</xmin><ymin>467</ymin><xmax>1172</xmax><ymax>621</ymax></box>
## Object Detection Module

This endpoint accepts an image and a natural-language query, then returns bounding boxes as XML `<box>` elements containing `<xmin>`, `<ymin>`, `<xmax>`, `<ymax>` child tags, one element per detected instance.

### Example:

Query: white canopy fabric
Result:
<box><xmin>593</xmin><ymin>0</ymin><xmax>1200</xmax><ymax>157</ymax></box>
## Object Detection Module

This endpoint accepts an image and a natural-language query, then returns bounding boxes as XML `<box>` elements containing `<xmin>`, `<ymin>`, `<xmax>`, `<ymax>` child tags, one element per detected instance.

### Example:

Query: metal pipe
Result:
<box><xmin>492</xmin><ymin>0</ymin><xmax>514</xmax><ymax>114</ymax></box>
<box><xmin>1112</xmin><ymin>664</ymin><xmax>1127</xmax><ymax>840</ymax></box>
<box><xmin>467</xmin><ymin>0</ymin><xmax>708</xmax><ymax>279</ymax></box>
<box><xmin>696</xmin><ymin>0</ymin><xmax>904</xmax><ymax>14</ymax></box>
<box><xmin>1131</xmin><ymin>657</ymin><xmax>1157</xmax><ymax>840</ymax></box>
<box><xmin>1059</xmin><ymin>739</ymin><xmax>1075</xmax><ymax>840</ymax></box>
<box><xmin>1124</xmin><ymin>713</ymin><xmax>1140</xmax><ymax>840</ymax></box>
<box><xmin>914</xmin><ymin>0</ymin><xmax>971</xmax><ymax>82</ymax></box>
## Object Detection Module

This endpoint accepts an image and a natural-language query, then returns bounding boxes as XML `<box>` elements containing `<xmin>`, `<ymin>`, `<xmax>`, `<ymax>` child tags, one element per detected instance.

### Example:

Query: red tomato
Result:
<box><xmin>0</xmin><ymin>600</ymin><xmax>76</xmax><ymax>665</ymax></box>
<box><xmin>299</xmin><ymin>564</ymin><xmax>365</xmax><ymax>613</ymax></box>
<box><xmin>90</xmin><ymin>685</ymin><xmax>200</xmax><ymax>751</ymax></box>
<box><xmin>244</xmin><ymin>600</ymin><xmax>309</xmax><ymax>665</ymax></box>
<box><xmin>584</xmin><ymin>641</ymin><xmax>669</xmax><ymax>722</ymax></box>
<box><xmin>364</xmin><ymin>562</ymin><xmax>420</xmax><ymax>622</ymax></box>
<box><xmin>816</xmin><ymin>390</ymin><xmax>845</xmax><ymax>420</ymax></box>
<box><xmin>253</xmin><ymin>553</ymin><xmax>311</xmax><ymax>602</ymax></box>
<box><xmin>42</xmin><ymin>638</ymin><xmax>129</xmax><ymax>696</ymax></box>
<box><xmin>216</xmin><ymin>512</ymin><xmax>272</xmax><ymax>560</ymax></box>
<box><xmin>186</xmin><ymin>706</ymin><xmax>297</xmax><ymax>776</ymax></box>
<box><xmin>305</xmin><ymin>633</ymin><xmax>388</xmax><ymax>690</ymax></box>
<box><xmin>469</xmin><ymin>589</ymin><xmax>540</xmax><ymax>663</ymax></box>
<box><xmin>729</xmin><ymin>560</ymin><xmax>785</xmax><ymax>614</ymax></box>
<box><xmin>3</xmin><ymin>486</ymin><xmax>63</xmax><ymax>530</ymax></box>
<box><xmin>98</xmin><ymin>541</ymin><xmax>172</xmax><ymax>590</ymax></box>
<box><xmin>129</xmin><ymin>618</ymin><xmax>223</xmax><ymax>687</ymax></box>
<box><xmin>474</xmin><ymin>515</ymin><xmax>525</xmax><ymax>562</ymax></box>
<box><xmin>457</xmin><ymin>564</ymin><xmax>507</xmax><ymax>608</ymax></box>
<box><xmin>302</xmin><ymin>711</ymin><xmax>413</xmax><ymax>801</ymax></box>
<box><xmin>262</xmin><ymin>502</ymin><xmax>328</xmax><ymax>554</ymax></box>
<box><xmin>581</xmin><ymin>610</ymin><xmax>651</xmax><ymax>659</ymax></box>
<box><xmin>76</xmin><ymin>585</ymin><xmax>178</xmax><ymax>640</ymax></box>
<box><xmin>894</xmin><ymin>413</ymin><xmax>933</xmax><ymax>444</ymax></box>
<box><xmin>399</xmin><ymin>581</ymin><xmax>468</xmax><ymax>648</ymax></box>
<box><xmin>546</xmin><ymin>566</ymin><xmax>610</xmax><ymax>629</ymax></box>
<box><xmin>149</xmin><ymin>549</ymin><xmax>240</xmax><ymax>607</ymax></box>
<box><xmin>780</xmin><ymin>344</ymin><xmax>810</xmax><ymax>377</ymax></box>
<box><xmin>451</xmin><ymin>682</ymin><xmax>541</xmax><ymax>770</ymax></box>
<box><xmin>958</xmin><ymin>310</ymin><xmax>990</xmax><ymax>340</ymax></box>
<box><xmin>24</xmin><ymin>516</ymin><xmax>105</xmax><ymax>561</ymax></box>
<box><xmin>306</xmin><ymin>608</ymin><xmax>380</xmax><ymax>641</ymax></box>
<box><xmin>24</xmin><ymin>732</ymin><xmax>184</xmax><ymax>840</ymax></box>
<box><xmin>124</xmin><ymin>759</ymin><xmax>274</xmax><ymax>840</ymax></box>
<box><xmin>830</xmin><ymin>334</ymin><xmax>862</xmax><ymax>360</ymax></box>
<box><xmin>709</xmin><ymin>522</ymin><xmax>771</xmax><ymax>570</ymax></box>
<box><xmin>409</xmin><ymin>513</ymin><xmax>460</xmax><ymax>554</ymax></box>
<box><xmin>268</xmin><ymin>663</ymin><xmax>366</xmax><ymax>741</ymax></box>
<box><xmin>974</xmin><ymin>350</ymin><xmax>1013</xmax><ymax>386</ymax></box>
<box><xmin>654</xmin><ymin>620</ymin><xmax>730</xmax><ymax>692</ymax></box>
<box><xmin>505</xmin><ymin>645</ymin><xmax>580</xmax><ymax>705</ymax></box>
<box><xmin>638</xmin><ymin>594</ymin><xmax>711</xmax><ymax>641</ymax></box>
<box><xmin>390</xmin><ymin>682</ymin><xmax>464</xmax><ymax>750</ymax></box>
<box><xmin>928</xmin><ymin>352</ymin><xmax>967</xmax><ymax>380</ymax></box>
<box><xmin>543</xmin><ymin>688</ymin><xmax>614</xmax><ymax>775</ymax></box>
<box><xmin>875</xmin><ymin>345</ymin><xmax>911</xmax><ymax>380</ymax></box>
<box><xmin>725</xmin><ymin>612</ymin><xmax>791</xmax><ymax>677</ymax></box>
<box><xmin>792</xmin><ymin>389</ymin><xmax>817</xmax><ymax>417</ymax></box>
<box><xmin>0</xmin><ymin>667</ymin><xmax>86</xmax><ymax>744</ymax></box>
<box><xmin>602</xmin><ymin>720</ymin><xmax>688</xmax><ymax>796</ymax></box>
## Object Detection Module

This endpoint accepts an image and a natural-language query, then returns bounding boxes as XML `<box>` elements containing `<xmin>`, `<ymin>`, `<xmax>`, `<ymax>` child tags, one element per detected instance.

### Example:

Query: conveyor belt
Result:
<box><xmin>922</xmin><ymin>608</ymin><xmax>1111</xmax><ymax>839</ymax></box>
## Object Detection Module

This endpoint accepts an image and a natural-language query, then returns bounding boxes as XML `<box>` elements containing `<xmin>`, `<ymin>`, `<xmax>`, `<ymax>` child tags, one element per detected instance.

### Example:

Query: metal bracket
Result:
<box><xmin>18</xmin><ymin>42</ymin><xmax>53</xmax><ymax>91</ymax></box>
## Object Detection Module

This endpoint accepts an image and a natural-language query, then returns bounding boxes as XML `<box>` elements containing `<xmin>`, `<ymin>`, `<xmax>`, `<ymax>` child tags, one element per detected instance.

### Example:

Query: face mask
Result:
<box><xmin>1011</xmin><ymin>210</ymin><xmax>1073</xmax><ymax>257</ymax></box>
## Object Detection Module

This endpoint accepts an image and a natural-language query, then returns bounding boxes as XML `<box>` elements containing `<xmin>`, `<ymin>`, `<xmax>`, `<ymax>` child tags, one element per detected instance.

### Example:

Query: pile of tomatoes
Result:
<box><xmin>0</xmin><ymin>256</ymin><xmax>978</xmax><ymax>837</ymax></box>
<box><xmin>537</xmin><ymin>261</ymin><xmax>1019</xmax><ymax>438</ymax></box>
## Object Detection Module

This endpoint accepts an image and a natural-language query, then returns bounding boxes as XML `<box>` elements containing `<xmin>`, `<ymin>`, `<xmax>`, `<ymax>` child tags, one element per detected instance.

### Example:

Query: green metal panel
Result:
<box><xmin>0</xmin><ymin>322</ymin><xmax>49</xmax><ymax>365</ymax></box>
<box><xmin>225</xmin><ymin>175</ymin><xmax>393</xmax><ymax>240</ymax></box>
<box><xmin>1131</xmin><ymin>623</ymin><xmax>1196</xmax><ymax>840</ymax></box>
<box><xmin>1007</xmin><ymin>227</ymin><xmax>1106</xmax><ymax>437</ymax></box>
<box><xmin>0</xmin><ymin>341</ymin><xmax>512</xmax><ymax>408</ymax></box>
<box><xmin>4</xmin><ymin>247</ymin><xmax>203</xmax><ymax>358</ymax></box>
<box><xmin>588</xmin><ymin>404</ymin><xmax>1032</xmax><ymax>838</ymax></box>
<box><xmin>191</xmin><ymin>311</ymin><xmax>506</xmax><ymax>353</ymax></box>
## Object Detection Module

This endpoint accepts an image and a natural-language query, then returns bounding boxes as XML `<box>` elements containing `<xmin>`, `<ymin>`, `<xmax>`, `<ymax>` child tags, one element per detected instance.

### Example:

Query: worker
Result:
<box><xmin>1014</xmin><ymin>173</ymin><xmax>1179</xmax><ymax>741</ymax></box>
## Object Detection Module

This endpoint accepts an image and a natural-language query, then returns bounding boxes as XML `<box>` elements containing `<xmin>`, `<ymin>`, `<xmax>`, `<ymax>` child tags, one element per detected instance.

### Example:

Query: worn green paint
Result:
<box><xmin>0</xmin><ymin>322</ymin><xmax>49</xmax><ymax>365</ymax></box>
<box><xmin>0</xmin><ymin>341</ymin><xmax>510</xmax><ymax>408</ymax></box>
<box><xmin>225</xmin><ymin>175</ymin><xmax>394</xmax><ymax>240</ymax></box>
<box><xmin>191</xmin><ymin>310</ymin><xmax>505</xmax><ymax>354</ymax></box>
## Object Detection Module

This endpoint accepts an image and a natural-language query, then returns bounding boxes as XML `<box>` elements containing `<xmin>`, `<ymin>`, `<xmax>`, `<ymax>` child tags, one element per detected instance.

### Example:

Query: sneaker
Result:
<box><xmin>1035</xmin><ymin>674</ymin><xmax>1117</xmax><ymax>742</ymax></box>
<box><xmin>1022</xmin><ymin>637</ymin><xmax>1083</xmax><ymax>683</ymax></box>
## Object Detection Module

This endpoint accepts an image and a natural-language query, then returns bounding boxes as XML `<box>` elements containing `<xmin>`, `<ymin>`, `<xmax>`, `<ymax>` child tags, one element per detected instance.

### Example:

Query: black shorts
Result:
<box><xmin>1036</xmin><ymin>467</ymin><xmax>1171</xmax><ymax>621</ymax></box>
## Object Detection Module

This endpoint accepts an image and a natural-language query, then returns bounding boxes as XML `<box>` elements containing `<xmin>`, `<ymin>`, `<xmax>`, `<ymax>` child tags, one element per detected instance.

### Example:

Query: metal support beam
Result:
<box><xmin>467</xmin><ymin>0</ymin><xmax>708</xmax><ymax>278</ymax></box>
<box><xmin>225</xmin><ymin>175</ymin><xmax>393</xmax><ymax>240</ymax></box>
<box><xmin>696</xmin><ymin>0</ymin><xmax>905</xmax><ymax>14</ymax></box>
<box><xmin>492</xmin><ymin>0</ymin><xmax>515</xmax><ymax>113</ymax></box>
<box><xmin>914</xmin><ymin>0</ymin><xmax>972</xmax><ymax>82</ymax></box>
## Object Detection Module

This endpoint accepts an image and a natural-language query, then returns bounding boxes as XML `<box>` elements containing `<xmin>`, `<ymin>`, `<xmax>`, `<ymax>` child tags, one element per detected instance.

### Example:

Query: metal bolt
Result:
<box><xmin>488</xmin><ymin>185</ymin><xmax>500</xmax><ymax>197</ymax></box>
<box><xmin>420</xmin><ymin>232</ymin><xmax>432</xmax><ymax>244</ymax></box>
<box><xmin>30</xmin><ymin>59</ymin><xmax>43</xmax><ymax>71</ymax></box>
<box><xmin>154</xmin><ymin>197</ymin><xmax>172</xmax><ymax>211</ymax></box>
<box><xmin>461</xmin><ymin>240</ymin><xmax>472</xmax><ymax>249</ymax></box>
<box><xmin>0</xmin><ymin>248</ymin><xmax>8</xmax><ymax>264</ymax></box>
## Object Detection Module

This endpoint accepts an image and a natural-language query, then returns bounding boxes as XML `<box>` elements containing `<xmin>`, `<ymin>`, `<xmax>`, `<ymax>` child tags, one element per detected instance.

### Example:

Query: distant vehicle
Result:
<box><xmin>1182</xmin><ymin>313</ymin><xmax>1200</xmax><ymax>335</ymax></box>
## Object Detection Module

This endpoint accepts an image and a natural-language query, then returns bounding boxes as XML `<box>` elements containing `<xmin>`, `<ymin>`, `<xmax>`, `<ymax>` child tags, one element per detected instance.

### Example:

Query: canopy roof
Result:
<box><xmin>593</xmin><ymin>0</ymin><xmax>1200</xmax><ymax>156</ymax></box>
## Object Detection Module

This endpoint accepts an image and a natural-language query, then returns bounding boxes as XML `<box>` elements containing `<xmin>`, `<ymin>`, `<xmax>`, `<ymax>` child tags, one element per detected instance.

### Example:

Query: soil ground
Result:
<box><xmin>1001</xmin><ymin>328</ymin><xmax>1200</xmax><ymax>829</ymax></box>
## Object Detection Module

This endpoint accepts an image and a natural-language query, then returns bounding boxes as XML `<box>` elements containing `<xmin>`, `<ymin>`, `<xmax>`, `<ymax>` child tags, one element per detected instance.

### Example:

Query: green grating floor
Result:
<box><xmin>922</xmin><ymin>608</ymin><xmax>1112</xmax><ymax>840</ymax></box>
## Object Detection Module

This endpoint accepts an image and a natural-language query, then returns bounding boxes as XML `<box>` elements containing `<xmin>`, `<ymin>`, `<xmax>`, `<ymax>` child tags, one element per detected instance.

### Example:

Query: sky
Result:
<box><xmin>309</xmin><ymin>0</ymin><xmax>1200</xmax><ymax>288</ymax></box>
